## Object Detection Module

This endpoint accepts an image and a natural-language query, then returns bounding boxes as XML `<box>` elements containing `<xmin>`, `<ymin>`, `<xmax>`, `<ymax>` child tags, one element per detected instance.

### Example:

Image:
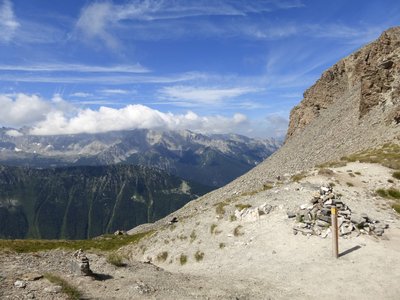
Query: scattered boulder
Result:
<box><xmin>14</xmin><ymin>280</ymin><xmax>26</xmax><ymax>288</ymax></box>
<box><xmin>287</xmin><ymin>211</ymin><xmax>296</xmax><ymax>218</ymax></box>
<box><xmin>168</xmin><ymin>217</ymin><xmax>178</xmax><ymax>224</ymax></box>
<box><xmin>292</xmin><ymin>185</ymin><xmax>388</xmax><ymax>237</ymax></box>
<box><xmin>114</xmin><ymin>230</ymin><xmax>127</xmax><ymax>236</ymax></box>
<box><xmin>235</xmin><ymin>202</ymin><xmax>275</xmax><ymax>222</ymax></box>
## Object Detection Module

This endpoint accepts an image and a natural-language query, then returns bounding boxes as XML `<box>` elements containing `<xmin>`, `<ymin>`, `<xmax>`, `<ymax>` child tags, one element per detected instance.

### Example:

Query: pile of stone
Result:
<box><xmin>72</xmin><ymin>249</ymin><xmax>93</xmax><ymax>276</ymax></box>
<box><xmin>290</xmin><ymin>185</ymin><xmax>388</xmax><ymax>238</ymax></box>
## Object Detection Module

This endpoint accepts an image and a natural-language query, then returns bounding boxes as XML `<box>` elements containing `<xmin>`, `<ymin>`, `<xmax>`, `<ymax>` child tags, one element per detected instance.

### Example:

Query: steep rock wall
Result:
<box><xmin>287</xmin><ymin>27</ymin><xmax>400</xmax><ymax>140</ymax></box>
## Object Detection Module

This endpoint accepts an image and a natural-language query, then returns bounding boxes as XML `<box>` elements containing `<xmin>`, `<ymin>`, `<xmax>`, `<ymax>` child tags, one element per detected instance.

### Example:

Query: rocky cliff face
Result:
<box><xmin>287</xmin><ymin>27</ymin><xmax>400</xmax><ymax>139</ymax></box>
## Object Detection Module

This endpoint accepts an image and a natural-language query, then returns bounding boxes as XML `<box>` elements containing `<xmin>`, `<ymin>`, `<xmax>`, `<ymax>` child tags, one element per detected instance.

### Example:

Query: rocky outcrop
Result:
<box><xmin>287</xmin><ymin>27</ymin><xmax>400</xmax><ymax>139</ymax></box>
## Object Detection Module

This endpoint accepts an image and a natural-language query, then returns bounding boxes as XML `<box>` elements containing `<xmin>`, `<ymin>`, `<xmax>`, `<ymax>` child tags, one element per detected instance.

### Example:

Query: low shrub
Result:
<box><xmin>44</xmin><ymin>273</ymin><xmax>81</xmax><ymax>300</ymax></box>
<box><xmin>194</xmin><ymin>250</ymin><xmax>204</xmax><ymax>262</ymax></box>
<box><xmin>235</xmin><ymin>203</ymin><xmax>252</xmax><ymax>211</ymax></box>
<box><xmin>233</xmin><ymin>225</ymin><xmax>244</xmax><ymax>237</ymax></box>
<box><xmin>190</xmin><ymin>230</ymin><xmax>197</xmax><ymax>243</ymax></box>
<box><xmin>157</xmin><ymin>251</ymin><xmax>168</xmax><ymax>262</ymax></box>
<box><xmin>179</xmin><ymin>254</ymin><xmax>187</xmax><ymax>265</ymax></box>
<box><xmin>106</xmin><ymin>252</ymin><xmax>125</xmax><ymax>267</ymax></box>
<box><xmin>393</xmin><ymin>171</ymin><xmax>400</xmax><ymax>180</ymax></box>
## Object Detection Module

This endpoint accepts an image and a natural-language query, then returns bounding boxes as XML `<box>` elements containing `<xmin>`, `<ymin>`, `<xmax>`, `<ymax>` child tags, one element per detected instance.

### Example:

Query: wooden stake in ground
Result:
<box><xmin>331</xmin><ymin>205</ymin><xmax>339</xmax><ymax>258</ymax></box>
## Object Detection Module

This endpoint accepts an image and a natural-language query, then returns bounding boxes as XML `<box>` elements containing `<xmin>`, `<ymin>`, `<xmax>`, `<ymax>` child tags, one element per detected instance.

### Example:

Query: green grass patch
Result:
<box><xmin>215</xmin><ymin>201</ymin><xmax>229</xmax><ymax>215</ymax></box>
<box><xmin>190</xmin><ymin>230</ymin><xmax>197</xmax><ymax>243</ymax></box>
<box><xmin>388</xmin><ymin>189</ymin><xmax>400</xmax><ymax>199</ymax></box>
<box><xmin>392</xmin><ymin>203</ymin><xmax>400</xmax><ymax>214</ymax></box>
<box><xmin>376</xmin><ymin>188</ymin><xmax>400</xmax><ymax>214</ymax></box>
<box><xmin>318</xmin><ymin>168</ymin><xmax>334</xmax><ymax>176</ymax></box>
<box><xmin>219</xmin><ymin>243</ymin><xmax>225</xmax><ymax>249</ymax></box>
<box><xmin>262</xmin><ymin>183</ymin><xmax>274</xmax><ymax>190</ymax></box>
<box><xmin>346</xmin><ymin>182</ymin><xmax>354</xmax><ymax>187</ymax></box>
<box><xmin>376</xmin><ymin>188</ymin><xmax>400</xmax><ymax>199</ymax></box>
<box><xmin>194</xmin><ymin>250</ymin><xmax>204</xmax><ymax>262</ymax></box>
<box><xmin>179</xmin><ymin>254</ymin><xmax>187</xmax><ymax>265</ymax></box>
<box><xmin>106</xmin><ymin>252</ymin><xmax>125</xmax><ymax>267</ymax></box>
<box><xmin>230</xmin><ymin>215</ymin><xmax>237</xmax><ymax>222</ymax></box>
<box><xmin>291</xmin><ymin>172</ymin><xmax>307</xmax><ymax>182</ymax></box>
<box><xmin>317</xmin><ymin>161</ymin><xmax>348</xmax><ymax>168</ymax></box>
<box><xmin>341</xmin><ymin>143</ymin><xmax>400</xmax><ymax>169</ymax></box>
<box><xmin>44</xmin><ymin>273</ymin><xmax>81</xmax><ymax>300</ymax></box>
<box><xmin>393</xmin><ymin>171</ymin><xmax>400</xmax><ymax>180</ymax></box>
<box><xmin>235</xmin><ymin>203</ymin><xmax>252</xmax><ymax>211</ymax></box>
<box><xmin>0</xmin><ymin>231</ymin><xmax>153</xmax><ymax>253</ymax></box>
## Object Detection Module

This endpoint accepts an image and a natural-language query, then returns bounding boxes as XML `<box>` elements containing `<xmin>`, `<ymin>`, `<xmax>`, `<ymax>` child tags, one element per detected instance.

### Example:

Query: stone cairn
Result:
<box><xmin>290</xmin><ymin>185</ymin><xmax>388</xmax><ymax>238</ymax></box>
<box><xmin>72</xmin><ymin>249</ymin><xmax>93</xmax><ymax>276</ymax></box>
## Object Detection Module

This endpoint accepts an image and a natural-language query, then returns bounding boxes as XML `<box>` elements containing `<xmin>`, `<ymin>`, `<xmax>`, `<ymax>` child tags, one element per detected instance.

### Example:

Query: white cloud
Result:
<box><xmin>160</xmin><ymin>86</ymin><xmax>262</xmax><ymax>106</ymax></box>
<box><xmin>0</xmin><ymin>94</ymin><xmax>52</xmax><ymax>126</ymax></box>
<box><xmin>29</xmin><ymin>104</ymin><xmax>249</xmax><ymax>136</ymax></box>
<box><xmin>71</xmin><ymin>92</ymin><xmax>92</xmax><ymax>98</ymax></box>
<box><xmin>0</xmin><ymin>0</ymin><xmax>19</xmax><ymax>43</ymax></box>
<box><xmin>0</xmin><ymin>93</ymin><xmax>283</xmax><ymax>137</ymax></box>
<box><xmin>100</xmin><ymin>89</ymin><xmax>130</xmax><ymax>95</ymax></box>
<box><xmin>0</xmin><ymin>93</ymin><xmax>75</xmax><ymax>127</ymax></box>
<box><xmin>0</xmin><ymin>63</ymin><xmax>149</xmax><ymax>73</ymax></box>
<box><xmin>74</xmin><ymin>0</ymin><xmax>303</xmax><ymax>48</ymax></box>
<box><xmin>0</xmin><ymin>71</ymin><xmax>204</xmax><ymax>84</ymax></box>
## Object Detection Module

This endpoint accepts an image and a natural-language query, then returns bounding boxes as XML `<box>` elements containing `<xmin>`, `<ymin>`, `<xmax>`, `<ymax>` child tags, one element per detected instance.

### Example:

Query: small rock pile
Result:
<box><xmin>290</xmin><ymin>185</ymin><xmax>388</xmax><ymax>238</ymax></box>
<box><xmin>72</xmin><ymin>249</ymin><xmax>93</xmax><ymax>276</ymax></box>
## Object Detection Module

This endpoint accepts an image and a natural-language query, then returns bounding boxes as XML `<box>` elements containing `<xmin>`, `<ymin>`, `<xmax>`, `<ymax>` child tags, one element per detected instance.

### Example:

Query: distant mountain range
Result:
<box><xmin>0</xmin><ymin>128</ymin><xmax>281</xmax><ymax>187</ymax></box>
<box><xmin>0</xmin><ymin>164</ymin><xmax>211</xmax><ymax>239</ymax></box>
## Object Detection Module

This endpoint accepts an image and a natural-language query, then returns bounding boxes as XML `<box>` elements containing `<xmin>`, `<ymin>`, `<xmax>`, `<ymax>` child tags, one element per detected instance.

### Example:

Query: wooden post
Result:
<box><xmin>331</xmin><ymin>205</ymin><xmax>339</xmax><ymax>258</ymax></box>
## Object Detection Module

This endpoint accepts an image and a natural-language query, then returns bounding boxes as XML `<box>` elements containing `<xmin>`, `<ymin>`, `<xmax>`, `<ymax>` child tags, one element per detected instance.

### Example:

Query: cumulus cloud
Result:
<box><xmin>0</xmin><ymin>93</ymin><xmax>286</xmax><ymax>137</ymax></box>
<box><xmin>0</xmin><ymin>93</ymin><xmax>74</xmax><ymax>127</ymax></box>
<box><xmin>29</xmin><ymin>104</ymin><xmax>249</xmax><ymax>136</ymax></box>
<box><xmin>0</xmin><ymin>0</ymin><xmax>19</xmax><ymax>43</ymax></box>
<box><xmin>0</xmin><ymin>94</ymin><xmax>52</xmax><ymax>126</ymax></box>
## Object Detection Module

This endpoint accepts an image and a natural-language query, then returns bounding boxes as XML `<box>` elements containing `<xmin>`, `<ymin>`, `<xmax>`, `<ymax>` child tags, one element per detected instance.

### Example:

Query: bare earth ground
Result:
<box><xmin>1</xmin><ymin>162</ymin><xmax>399</xmax><ymax>299</ymax></box>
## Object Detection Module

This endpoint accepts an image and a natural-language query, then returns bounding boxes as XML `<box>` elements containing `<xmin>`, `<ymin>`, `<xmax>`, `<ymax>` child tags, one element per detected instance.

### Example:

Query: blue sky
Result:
<box><xmin>0</xmin><ymin>0</ymin><xmax>399</xmax><ymax>138</ymax></box>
